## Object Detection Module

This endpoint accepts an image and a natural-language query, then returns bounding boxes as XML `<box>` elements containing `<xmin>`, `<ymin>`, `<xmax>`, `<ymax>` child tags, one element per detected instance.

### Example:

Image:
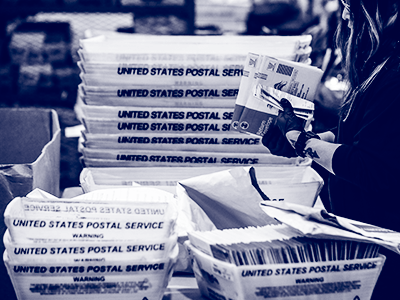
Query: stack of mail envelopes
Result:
<box><xmin>186</xmin><ymin>224</ymin><xmax>385</xmax><ymax>300</ymax></box>
<box><xmin>76</xmin><ymin>33</ymin><xmax>316</xmax><ymax>168</ymax></box>
<box><xmin>3</xmin><ymin>187</ymin><xmax>179</xmax><ymax>300</ymax></box>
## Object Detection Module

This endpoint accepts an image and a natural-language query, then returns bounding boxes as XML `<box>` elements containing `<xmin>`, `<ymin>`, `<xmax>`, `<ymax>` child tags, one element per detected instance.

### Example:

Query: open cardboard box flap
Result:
<box><xmin>0</xmin><ymin>108</ymin><xmax>60</xmax><ymax>200</ymax></box>
<box><xmin>0</xmin><ymin>108</ymin><xmax>60</xmax><ymax>299</ymax></box>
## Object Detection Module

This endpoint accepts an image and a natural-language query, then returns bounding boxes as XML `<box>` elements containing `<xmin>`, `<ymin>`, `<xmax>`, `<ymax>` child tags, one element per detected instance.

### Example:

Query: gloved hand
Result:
<box><xmin>262</xmin><ymin>125</ymin><xmax>297</xmax><ymax>158</ymax></box>
<box><xmin>261</xmin><ymin>98</ymin><xmax>304</xmax><ymax>158</ymax></box>
<box><xmin>275</xmin><ymin>98</ymin><xmax>304</xmax><ymax>136</ymax></box>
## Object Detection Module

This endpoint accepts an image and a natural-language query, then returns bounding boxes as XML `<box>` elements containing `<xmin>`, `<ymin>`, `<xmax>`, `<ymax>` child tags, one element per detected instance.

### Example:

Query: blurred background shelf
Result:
<box><xmin>0</xmin><ymin>0</ymin><xmax>195</xmax><ymax>18</ymax></box>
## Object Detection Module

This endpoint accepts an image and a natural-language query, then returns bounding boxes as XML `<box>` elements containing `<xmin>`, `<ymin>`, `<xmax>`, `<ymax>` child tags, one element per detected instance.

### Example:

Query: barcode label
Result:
<box><xmin>29</xmin><ymin>280</ymin><xmax>152</xmax><ymax>295</ymax></box>
<box><xmin>255</xmin><ymin>281</ymin><xmax>362</xmax><ymax>297</ymax></box>
<box><xmin>276</xmin><ymin>64</ymin><xmax>294</xmax><ymax>76</ymax></box>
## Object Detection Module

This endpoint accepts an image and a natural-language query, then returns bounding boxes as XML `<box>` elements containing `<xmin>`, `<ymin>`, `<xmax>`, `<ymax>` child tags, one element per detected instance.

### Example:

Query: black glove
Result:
<box><xmin>261</xmin><ymin>98</ymin><xmax>304</xmax><ymax>158</ymax></box>
<box><xmin>275</xmin><ymin>98</ymin><xmax>304</xmax><ymax>136</ymax></box>
<box><xmin>262</xmin><ymin>125</ymin><xmax>297</xmax><ymax>158</ymax></box>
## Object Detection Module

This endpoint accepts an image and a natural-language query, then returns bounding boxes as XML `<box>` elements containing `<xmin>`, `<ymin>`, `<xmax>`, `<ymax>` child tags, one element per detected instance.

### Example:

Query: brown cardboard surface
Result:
<box><xmin>0</xmin><ymin>109</ymin><xmax>51</xmax><ymax>164</ymax></box>
<box><xmin>0</xmin><ymin>108</ymin><xmax>60</xmax><ymax>198</ymax></box>
<box><xmin>0</xmin><ymin>107</ymin><xmax>60</xmax><ymax>300</ymax></box>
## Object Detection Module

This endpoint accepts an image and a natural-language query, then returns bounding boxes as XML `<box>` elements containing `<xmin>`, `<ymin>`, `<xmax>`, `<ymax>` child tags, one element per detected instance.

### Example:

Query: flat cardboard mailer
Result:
<box><xmin>78</xmin><ymin>90</ymin><xmax>237</xmax><ymax>108</ymax></box>
<box><xmin>81</xmin><ymin>131</ymin><xmax>267</xmax><ymax>153</ymax></box>
<box><xmin>80</xmin><ymin>148</ymin><xmax>301</xmax><ymax>168</ymax></box>
<box><xmin>80</xmin><ymin>72</ymin><xmax>242</xmax><ymax>87</ymax></box>
<box><xmin>236</xmin><ymin>86</ymin><xmax>314</xmax><ymax>137</ymax></box>
<box><xmin>82</xmin><ymin>117</ymin><xmax>232</xmax><ymax>134</ymax></box>
<box><xmin>231</xmin><ymin>55</ymin><xmax>322</xmax><ymax>132</ymax></box>
<box><xmin>79</xmin><ymin>164</ymin><xmax>318</xmax><ymax>198</ymax></box>
<box><xmin>80</xmin><ymin>166</ymin><xmax>240</xmax><ymax>195</ymax></box>
<box><xmin>80</xmin><ymin>105</ymin><xmax>235</xmax><ymax>120</ymax></box>
<box><xmin>187</xmin><ymin>242</ymin><xmax>385</xmax><ymax>300</ymax></box>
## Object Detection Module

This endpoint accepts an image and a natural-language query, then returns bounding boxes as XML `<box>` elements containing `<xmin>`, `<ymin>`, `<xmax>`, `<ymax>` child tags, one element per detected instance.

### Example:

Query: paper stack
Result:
<box><xmin>3</xmin><ymin>188</ymin><xmax>179</xmax><ymax>300</ymax></box>
<box><xmin>76</xmin><ymin>33</ymin><xmax>316</xmax><ymax>168</ymax></box>
<box><xmin>186</xmin><ymin>224</ymin><xmax>385</xmax><ymax>300</ymax></box>
<box><xmin>231</xmin><ymin>53</ymin><xmax>324</xmax><ymax>136</ymax></box>
<box><xmin>80</xmin><ymin>165</ymin><xmax>323</xmax><ymax>202</ymax></box>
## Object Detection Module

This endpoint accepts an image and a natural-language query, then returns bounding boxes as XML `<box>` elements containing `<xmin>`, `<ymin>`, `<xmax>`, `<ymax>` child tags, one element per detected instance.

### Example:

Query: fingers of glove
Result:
<box><xmin>262</xmin><ymin>126</ymin><xmax>297</xmax><ymax>158</ymax></box>
<box><xmin>262</xmin><ymin>125</ymin><xmax>280</xmax><ymax>147</ymax></box>
<box><xmin>262</xmin><ymin>126</ymin><xmax>279</xmax><ymax>146</ymax></box>
<box><xmin>276</xmin><ymin>107</ymin><xmax>304</xmax><ymax>134</ymax></box>
<box><xmin>271</xmin><ymin>134</ymin><xmax>297</xmax><ymax>158</ymax></box>
<box><xmin>280</xmin><ymin>98</ymin><xmax>293</xmax><ymax>110</ymax></box>
<box><xmin>277</xmin><ymin>139</ymin><xmax>297</xmax><ymax>158</ymax></box>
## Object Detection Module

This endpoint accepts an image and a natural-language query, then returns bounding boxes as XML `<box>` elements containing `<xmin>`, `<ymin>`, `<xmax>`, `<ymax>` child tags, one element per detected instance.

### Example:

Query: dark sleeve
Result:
<box><xmin>331</xmin><ymin>76</ymin><xmax>400</xmax><ymax>194</ymax></box>
<box><xmin>329</xmin><ymin>126</ymin><xmax>338</xmax><ymax>137</ymax></box>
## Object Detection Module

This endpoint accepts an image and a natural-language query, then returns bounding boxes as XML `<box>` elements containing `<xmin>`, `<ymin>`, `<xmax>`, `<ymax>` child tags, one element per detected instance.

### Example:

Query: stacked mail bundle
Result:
<box><xmin>80</xmin><ymin>165</ymin><xmax>324</xmax><ymax>205</ymax></box>
<box><xmin>186</xmin><ymin>224</ymin><xmax>385</xmax><ymax>300</ymax></box>
<box><xmin>3</xmin><ymin>187</ymin><xmax>179</xmax><ymax>300</ymax></box>
<box><xmin>76</xmin><ymin>33</ymin><xmax>315</xmax><ymax>168</ymax></box>
<box><xmin>231</xmin><ymin>52</ymin><xmax>324</xmax><ymax>136</ymax></box>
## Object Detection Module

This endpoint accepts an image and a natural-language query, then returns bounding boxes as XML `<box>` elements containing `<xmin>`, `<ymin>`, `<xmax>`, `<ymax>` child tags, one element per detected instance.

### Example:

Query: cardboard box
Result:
<box><xmin>187</xmin><ymin>242</ymin><xmax>385</xmax><ymax>300</ymax></box>
<box><xmin>0</xmin><ymin>108</ymin><xmax>60</xmax><ymax>300</ymax></box>
<box><xmin>0</xmin><ymin>108</ymin><xmax>61</xmax><ymax>203</ymax></box>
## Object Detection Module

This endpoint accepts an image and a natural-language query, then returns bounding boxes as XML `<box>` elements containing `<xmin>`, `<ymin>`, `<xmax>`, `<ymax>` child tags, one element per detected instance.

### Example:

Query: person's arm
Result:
<box><xmin>269</xmin><ymin>98</ymin><xmax>341</xmax><ymax>174</ymax></box>
<box><xmin>315</xmin><ymin>131</ymin><xmax>335</xmax><ymax>143</ymax></box>
<box><xmin>286</xmin><ymin>130</ymin><xmax>340</xmax><ymax>174</ymax></box>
